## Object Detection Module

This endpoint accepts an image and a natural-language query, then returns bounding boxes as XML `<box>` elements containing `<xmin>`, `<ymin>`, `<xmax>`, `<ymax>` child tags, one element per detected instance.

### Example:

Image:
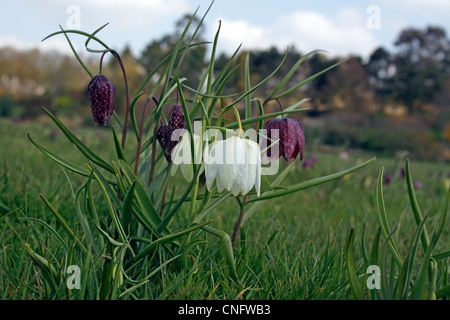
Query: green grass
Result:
<box><xmin>0</xmin><ymin>118</ymin><xmax>448</xmax><ymax>300</ymax></box>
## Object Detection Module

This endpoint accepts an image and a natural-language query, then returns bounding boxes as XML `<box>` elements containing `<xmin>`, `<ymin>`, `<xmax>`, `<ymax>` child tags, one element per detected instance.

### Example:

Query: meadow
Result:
<box><xmin>1</xmin><ymin>118</ymin><xmax>448</xmax><ymax>300</ymax></box>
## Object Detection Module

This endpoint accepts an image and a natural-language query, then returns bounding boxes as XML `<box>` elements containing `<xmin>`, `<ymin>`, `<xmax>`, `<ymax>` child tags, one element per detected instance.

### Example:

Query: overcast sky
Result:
<box><xmin>1</xmin><ymin>0</ymin><xmax>450</xmax><ymax>60</ymax></box>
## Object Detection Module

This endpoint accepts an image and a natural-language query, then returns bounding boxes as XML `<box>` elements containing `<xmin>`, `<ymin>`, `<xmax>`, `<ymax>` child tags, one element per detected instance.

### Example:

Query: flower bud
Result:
<box><xmin>156</xmin><ymin>104</ymin><xmax>186</xmax><ymax>162</ymax></box>
<box><xmin>87</xmin><ymin>75</ymin><xmax>115</xmax><ymax>126</ymax></box>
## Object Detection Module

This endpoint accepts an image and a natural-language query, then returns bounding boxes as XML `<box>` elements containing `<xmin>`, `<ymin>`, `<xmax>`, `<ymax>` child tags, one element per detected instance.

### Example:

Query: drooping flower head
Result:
<box><xmin>87</xmin><ymin>75</ymin><xmax>115</xmax><ymax>126</ymax></box>
<box><xmin>156</xmin><ymin>104</ymin><xmax>186</xmax><ymax>162</ymax></box>
<box><xmin>400</xmin><ymin>166</ymin><xmax>406</xmax><ymax>179</ymax></box>
<box><xmin>413</xmin><ymin>180</ymin><xmax>423</xmax><ymax>189</ymax></box>
<box><xmin>156</xmin><ymin>124</ymin><xmax>171</xmax><ymax>149</ymax></box>
<box><xmin>264</xmin><ymin>117</ymin><xmax>305</xmax><ymax>161</ymax></box>
<box><xmin>384</xmin><ymin>173</ymin><xmax>392</xmax><ymax>185</ymax></box>
<box><xmin>204</xmin><ymin>135</ymin><xmax>261</xmax><ymax>197</ymax></box>
<box><xmin>303</xmin><ymin>153</ymin><xmax>318</xmax><ymax>169</ymax></box>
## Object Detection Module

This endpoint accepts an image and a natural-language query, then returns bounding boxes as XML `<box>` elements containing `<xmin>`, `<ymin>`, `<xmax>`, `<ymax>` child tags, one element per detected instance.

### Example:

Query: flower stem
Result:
<box><xmin>231</xmin><ymin>195</ymin><xmax>248</xmax><ymax>249</ymax></box>
<box><xmin>148</xmin><ymin>120</ymin><xmax>159</xmax><ymax>188</ymax></box>
<box><xmin>99</xmin><ymin>51</ymin><xmax>108</xmax><ymax>75</ymax></box>
<box><xmin>147</xmin><ymin>97</ymin><xmax>159</xmax><ymax>188</ymax></box>
<box><xmin>134</xmin><ymin>98</ymin><xmax>150</xmax><ymax>175</ymax></box>
<box><xmin>189</xmin><ymin>175</ymin><xmax>199</xmax><ymax>216</ymax></box>
<box><xmin>109</xmin><ymin>49</ymin><xmax>131</xmax><ymax>150</ymax></box>
<box><xmin>217</xmin><ymin>106</ymin><xmax>243</xmax><ymax>136</ymax></box>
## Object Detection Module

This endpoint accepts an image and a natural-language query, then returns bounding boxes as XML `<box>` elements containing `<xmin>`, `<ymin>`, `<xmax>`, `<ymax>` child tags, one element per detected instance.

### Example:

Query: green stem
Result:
<box><xmin>232</xmin><ymin>195</ymin><xmax>248</xmax><ymax>249</ymax></box>
<box><xmin>189</xmin><ymin>176</ymin><xmax>199</xmax><ymax>217</ymax></box>
<box><xmin>134</xmin><ymin>98</ymin><xmax>150</xmax><ymax>175</ymax></box>
<box><xmin>217</xmin><ymin>106</ymin><xmax>243</xmax><ymax>135</ymax></box>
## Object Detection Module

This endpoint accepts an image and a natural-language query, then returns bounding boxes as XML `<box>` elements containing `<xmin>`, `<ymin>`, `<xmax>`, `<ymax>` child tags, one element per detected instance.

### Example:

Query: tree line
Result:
<box><xmin>1</xmin><ymin>15</ymin><xmax>449</xmax><ymax>158</ymax></box>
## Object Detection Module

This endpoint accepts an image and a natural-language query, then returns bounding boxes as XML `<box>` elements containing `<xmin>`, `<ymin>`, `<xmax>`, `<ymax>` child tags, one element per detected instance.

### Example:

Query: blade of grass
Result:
<box><xmin>248</xmin><ymin>157</ymin><xmax>376</xmax><ymax>203</ymax></box>
<box><xmin>345</xmin><ymin>228</ymin><xmax>364</xmax><ymax>300</ymax></box>
<box><xmin>405</xmin><ymin>158</ymin><xmax>430</xmax><ymax>252</ymax></box>
<box><xmin>39</xmin><ymin>194</ymin><xmax>88</xmax><ymax>254</ymax></box>
<box><xmin>375</xmin><ymin>167</ymin><xmax>403</xmax><ymax>266</ymax></box>
<box><xmin>43</xmin><ymin>107</ymin><xmax>114</xmax><ymax>173</ymax></box>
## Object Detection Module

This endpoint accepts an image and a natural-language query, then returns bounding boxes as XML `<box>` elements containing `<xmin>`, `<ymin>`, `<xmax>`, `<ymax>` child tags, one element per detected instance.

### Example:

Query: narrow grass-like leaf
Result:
<box><xmin>405</xmin><ymin>158</ymin><xmax>430</xmax><ymax>252</ymax></box>
<box><xmin>248</xmin><ymin>157</ymin><xmax>375</xmax><ymax>203</ymax></box>
<box><xmin>112</xmin><ymin>126</ymin><xmax>125</xmax><ymax>161</ymax></box>
<box><xmin>86</xmin><ymin>172</ymin><xmax>104</xmax><ymax>251</ymax></box>
<box><xmin>242</xmin><ymin>162</ymin><xmax>295</xmax><ymax>225</ymax></box>
<box><xmin>135</xmin><ymin>42</ymin><xmax>208</xmax><ymax>97</ymax></box>
<box><xmin>75</xmin><ymin>186</ymin><xmax>94</xmax><ymax>246</ymax></box>
<box><xmin>369</xmin><ymin>227</ymin><xmax>381</xmax><ymax>265</ymax></box>
<box><xmin>396</xmin><ymin>213</ymin><xmax>429</xmax><ymax>299</ymax></box>
<box><xmin>128</xmin><ymin>220</ymin><xmax>212</xmax><ymax>270</ymax></box>
<box><xmin>360</xmin><ymin>224</ymin><xmax>368</xmax><ymax>264</ymax></box>
<box><xmin>118</xmin><ymin>160</ymin><xmax>163</xmax><ymax>235</ymax></box>
<box><xmin>84</xmin><ymin>22</ymin><xmax>110</xmax><ymax>53</ymax></box>
<box><xmin>207</xmin><ymin>20</ymin><xmax>221</xmax><ymax>94</ymax></box>
<box><xmin>244</xmin><ymin>53</ymin><xmax>251</xmax><ymax>119</ymax></box>
<box><xmin>121</xmin><ymin>181</ymin><xmax>136</xmax><ymax>235</ymax></box>
<box><xmin>410</xmin><ymin>190</ymin><xmax>448</xmax><ymax>299</ymax></box>
<box><xmin>21</xmin><ymin>218</ymin><xmax>69</xmax><ymax>253</ymax></box>
<box><xmin>24</xmin><ymin>243</ymin><xmax>58</xmax><ymax>295</ymax></box>
<box><xmin>202</xmin><ymin>226</ymin><xmax>238</xmax><ymax>281</ymax></box>
<box><xmin>158</xmin><ymin>163</ymin><xmax>203</xmax><ymax>232</ymax></box>
<box><xmin>43</xmin><ymin>107</ymin><xmax>114</xmax><ymax>173</ymax></box>
<box><xmin>58</xmin><ymin>25</ymin><xmax>93</xmax><ymax>78</ymax></box>
<box><xmin>432</xmin><ymin>250</ymin><xmax>450</xmax><ymax>260</ymax></box>
<box><xmin>129</xmin><ymin>92</ymin><xmax>147</xmax><ymax>141</ymax></box>
<box><xmin>159</xmin><ymin>8</ymin><xmax>200</xmax><ymax>101</ymax></box>
<box><xmin>91</xmin><ymin>171</ymin><xmax>127</xmax><ymax>243</ymax></box>
<box><xmin>28</xmin><ymin>134</ymin><xmax>91</xmax><ymax>177</ymax></box>
<box><xmin>193</xmin><ymin>192</ymin><xmax>231</xmax><ymax>223</ymax></box>
<box><xmin>225</xmin><ymin>108</ymin><xmax>309</xmax><ymax>130</ymax></box>
<box><xmin>42</xmin><ymin>29</ymin><xmax>109</xmax><ymax>51</ymax></box>
<box><xmin>345</xmin><ymin>229</ymin><xmax>364</xmax><ymax>300</ymax></box>
<box><xmin>39</xmin><ymin>194</ymin><xmax>88</xmax><ymax>254</ymax></box>
<box><xmin>224</xmin><ymin>49</ymin><xmax>289</xmax><ymax>110</ymax></box>
<box><xmin>436</xmin><ymin>284</ymin><xmax>450</xmax><ymax>299</ymax></box>
<box><xmin>274</xmin><ymin>58</ymin><xmax>348</xmax><ymax>100</ymax></box>
<box><xmin>267</xmin><ymin>50</ymin><xmax>324</xmax><ymax>101</ymax></box>
<box><xmin>99</xmin><ymin>246</ymin><xmax>114</xmax><ymax>300</ymax></box>
<box><xmin>375</xmin><ymin>167</ymin><xmax>403</xmax><ymax>266</ymax></box>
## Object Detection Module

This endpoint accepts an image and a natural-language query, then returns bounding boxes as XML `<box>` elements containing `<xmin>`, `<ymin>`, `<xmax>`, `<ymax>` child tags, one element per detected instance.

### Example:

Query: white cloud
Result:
<box><xmin>216</xmin><ymin>9</ymin><xmax>381</xmax><ymax>59</ymax></box>
<box><xmin>73</xmin><ymin>0</ymin><xmax>190</xmax><ymax>27</ymax></box>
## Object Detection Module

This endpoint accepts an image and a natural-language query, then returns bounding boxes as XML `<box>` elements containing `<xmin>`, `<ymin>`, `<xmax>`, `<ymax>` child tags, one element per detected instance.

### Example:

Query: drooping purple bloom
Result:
<box><xmin>400</xmin><ymin>166</ymin><xmax>406</xmax><ymax>179</ymax></box>
<box><xmin>156</xmin><ymin>124</ymin><xmax>171</xmax><ymax>149</ymax></box>
<box><xmin>87</xmin><ymin>75</ymin><xmax>115</xmax><ymax>126</ymax></box>
<box><xmin>303</xmin><ymin>153</ymin><xmax>318</xmax><ymax>169</ymax></box>
<box><xmin>413</xmin><ymin>180</ymin><xmax>423</xmax><ymax>189</ymax></box>
<box><xmin>264</xmin><ymin>117</ymin><xmax>305</xmax><ymax>161</ymax></box>
<box><xmin>156</xmin><ymin>104</ymin><xmax>186</xmax><ymax>162</ymax></box>
<box><xmin>384</xmin><ymin>173</ymin><xmax>392</xmax><ymax>185</ymax></box>
<box><xmin>303</xmin><ymin>159</ymin><xmax>313</xmax><ymax>169</ymax></box>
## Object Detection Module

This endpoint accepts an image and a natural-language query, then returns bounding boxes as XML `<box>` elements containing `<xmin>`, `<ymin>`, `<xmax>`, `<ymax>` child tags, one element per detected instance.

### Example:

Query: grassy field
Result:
<box><xmin>0</xmin><ymin>117</ymin><xmax>449</xmax><ymax>300</ymax></box>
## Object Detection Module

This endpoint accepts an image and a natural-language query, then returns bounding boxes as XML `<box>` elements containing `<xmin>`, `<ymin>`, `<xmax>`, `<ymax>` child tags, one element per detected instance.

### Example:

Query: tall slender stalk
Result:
<box><xmin>232</xmin><ymin>195</ymin><xmax>248</xmax><ymax>249</ymax></box>
<box><xmin>134</xmin><ymin>98</ymin><xmax>150</xmax><ymax>175</ymax></box>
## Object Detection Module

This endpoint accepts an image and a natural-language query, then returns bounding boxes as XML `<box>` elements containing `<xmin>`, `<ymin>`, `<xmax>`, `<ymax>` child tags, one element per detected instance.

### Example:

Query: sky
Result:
<box><xmin>1</xmin><ymin>0</ymin><xmax>450</xmax><ymax>61</ymax></box>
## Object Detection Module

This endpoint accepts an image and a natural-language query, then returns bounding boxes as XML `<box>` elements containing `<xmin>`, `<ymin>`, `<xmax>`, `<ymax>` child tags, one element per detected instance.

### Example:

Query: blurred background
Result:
<box><xmin>1</xmin><ymin>0</ymin><xmax>450</xmax><ymax>162</ymax></box>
